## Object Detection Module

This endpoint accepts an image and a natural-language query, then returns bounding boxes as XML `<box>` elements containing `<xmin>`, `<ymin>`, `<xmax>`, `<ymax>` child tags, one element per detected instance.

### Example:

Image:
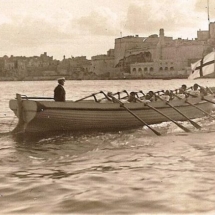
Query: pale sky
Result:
<box><xmin>0</xmin><ymin>0</ymin><xmax>214</xmax><ymax>60</ymax></box>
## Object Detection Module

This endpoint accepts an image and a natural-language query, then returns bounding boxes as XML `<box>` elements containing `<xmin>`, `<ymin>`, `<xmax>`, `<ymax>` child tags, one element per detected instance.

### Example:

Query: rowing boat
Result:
<box><xmin>9</xmin><ymin>93</ymin><xmax>214</xmax><ymax>135</ymax></box>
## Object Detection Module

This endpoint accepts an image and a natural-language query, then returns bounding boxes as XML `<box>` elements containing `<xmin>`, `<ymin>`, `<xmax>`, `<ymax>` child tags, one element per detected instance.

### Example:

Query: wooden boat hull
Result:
<box><xmin>9</xmin><ymin>95</ymin><xmax>214</xmax><ymax>134</ymax></box>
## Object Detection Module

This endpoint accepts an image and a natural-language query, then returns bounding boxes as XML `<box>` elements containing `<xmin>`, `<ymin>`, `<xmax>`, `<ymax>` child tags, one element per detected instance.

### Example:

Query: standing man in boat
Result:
<box><xmin>54</xmin><ymin>77</ymin><xmax>66</xmax><ymax>102</ymax></box>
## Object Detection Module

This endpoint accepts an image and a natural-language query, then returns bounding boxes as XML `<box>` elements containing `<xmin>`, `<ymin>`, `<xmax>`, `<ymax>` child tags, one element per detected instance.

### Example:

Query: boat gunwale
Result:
<box><xmin>9</xmin><ymin>96</ymin><xmax>213</xmax><ymax>112</ymax></box>
<box><xmin>34</xmin><ymin>98</ymin><xmax>211</xmax><ymax>112</ymax></box>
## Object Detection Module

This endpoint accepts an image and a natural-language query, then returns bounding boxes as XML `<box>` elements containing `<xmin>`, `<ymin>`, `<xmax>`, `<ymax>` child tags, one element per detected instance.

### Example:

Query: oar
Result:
<box><xmin>107</xmin><ymin>93</ymin><xmax>161</xmax><ymax>136</ymax></box>
<box><xmin>170</xmin><ymin>92</ymin><xmax>184</xmax><ymax>100</ymax></box>
<box><xmin>100</xmin><ymin>91</ymin><xmax>112</xmax><ymax>101</ymax></box>
<box><xmin>154</xmin><ymin>93</ymin><xmax>201</xmax><ymax>129</ymax></box>
<box><xmin>75</xmin><ymin>91</ymin><xmax>104</xmax><ymax>102</ymax></box>
<box><xmin>136</xmin><ymin>98</ymin><xmax>191</xmax><ymax>132</ymax></box>
<box><xmin>138</xmin><ymin>90</ymin><xmax>145</xmax><ymax>98</ymax></box>
<box><xmin>185</xmin><ymin>99</ymin><xmax>215</xmax><ymax>120</ymax></box>
<box><xmin>201</xmin><ymin>97</ymin><xmax>215</xmax><ymax>105</ymax></box>
<box><xmin>120</xmin><ymin>90</ymin><xmax>130</xmax><ymax>100</ymax></box>
<box><xmin>98</xmin><ymin>90</ymin><xmax>128</xmax><ymax>102</ymax></box>
<box><xmin>171</xmin><ymin>91</ymin><xmax>215</xmax><ymax>119</ymax></box>
<box><xmin>206</xmin><ymin>87</ymin><xmax>214</xmax><ymax>94</ymax></box>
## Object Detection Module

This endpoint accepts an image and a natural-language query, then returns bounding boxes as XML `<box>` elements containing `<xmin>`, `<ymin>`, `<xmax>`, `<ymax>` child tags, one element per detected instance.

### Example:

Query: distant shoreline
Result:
<box><xmin>0</xmin><ymin>77</ymin><xmax>190</xmax><ymax>81</ymax></box>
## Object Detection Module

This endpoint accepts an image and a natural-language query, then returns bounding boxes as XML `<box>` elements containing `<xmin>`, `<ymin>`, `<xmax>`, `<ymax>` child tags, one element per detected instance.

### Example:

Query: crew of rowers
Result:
<box><xmin>107</xmin><ymin>84</ymin><xmax>212</xmax><ymax>103</ymax></box>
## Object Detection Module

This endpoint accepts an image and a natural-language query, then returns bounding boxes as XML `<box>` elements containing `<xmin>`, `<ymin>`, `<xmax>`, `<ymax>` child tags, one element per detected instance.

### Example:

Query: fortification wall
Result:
<box><xmin>209</xmin><ymin>22</ymin><xmax>215</xmax><ymax>39</ymax></box>
<box><xmin>114</xmin><ymin>36</ymin><xmax>145</xmax><ymax>66</ymax></box>
<box><xmin>91</xmin><ymin>57</ymin><xmax>114</xmax><ymax>75</ymax></box>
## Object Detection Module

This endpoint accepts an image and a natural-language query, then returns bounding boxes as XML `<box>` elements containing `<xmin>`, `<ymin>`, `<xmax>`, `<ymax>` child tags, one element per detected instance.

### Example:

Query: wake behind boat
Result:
<box><xmin>9</xmin><ymin>87</ymin><xmax>215</xmax><ymax>136</ymax></box>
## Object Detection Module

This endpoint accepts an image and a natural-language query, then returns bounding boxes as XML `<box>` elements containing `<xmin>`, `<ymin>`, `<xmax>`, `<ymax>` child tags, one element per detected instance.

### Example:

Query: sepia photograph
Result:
<box><xmin>0</xmin><ymin>0</ymin><xmax>215</xmax><ymax>214</ymax></box>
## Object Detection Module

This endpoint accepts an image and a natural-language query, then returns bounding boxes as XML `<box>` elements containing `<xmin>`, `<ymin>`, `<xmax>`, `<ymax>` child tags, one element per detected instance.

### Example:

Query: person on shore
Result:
<box><xmin>54</xmin><ymin>77</ymin><xmax>66</xmax><ymax>102</ymax></box>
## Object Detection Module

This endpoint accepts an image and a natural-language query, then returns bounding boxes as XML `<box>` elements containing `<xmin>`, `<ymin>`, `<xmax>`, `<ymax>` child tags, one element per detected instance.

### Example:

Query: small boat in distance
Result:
<box><xmin>9</xmin><ymin>90</ymin><xmax>215</xmax><ymax>136</ymax></box>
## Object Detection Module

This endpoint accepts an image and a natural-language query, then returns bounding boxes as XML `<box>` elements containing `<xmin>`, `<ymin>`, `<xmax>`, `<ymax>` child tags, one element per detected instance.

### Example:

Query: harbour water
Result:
<box><xmin>1</xmin><ymin>79</ymin><xmax>215</xmax><ymax>215</ymax></box>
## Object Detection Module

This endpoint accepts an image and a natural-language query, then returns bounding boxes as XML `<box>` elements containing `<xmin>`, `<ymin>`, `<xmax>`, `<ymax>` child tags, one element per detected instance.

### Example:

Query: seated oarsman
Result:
<box><xmin>169</xmin><ymin>90</ymin><xmax>175</xmax><ymax>100</ymax></box>
<box><xmin>200</xmin><ymin>86</ymin><xmax>208</xmax><ymax>96</ymax></box>
<box><xmin>178</xmin><ymin>84</ymin><xmax>187</xmax><ymax>94</ymax></box>
<box><xmin>106</xmin><ymin>92</ymin><xmax>129</xmax><ymax>103</ymax></box>
<box><xmin>188</xmin><ymin>84</ymin><xmax>209</xmax><ymax>97</ymax></box>
<box><xmin>145</xmin><ymin>91</ymin><xmax>155</xmax><ymax>102</ymax></box>
<box><xmin>160</xmin><ymin>90</ymin><xmax>171</xmax><ymax>101</ymax></box>
<box><xmin>166</xmin><ymin>90</ymin><xmax>178</xmax><ymax>100</ymax></box>
<box><xmin>137</xmin><ymin>93</ymin><xmax>151</xmax><ymax>103</ymax></box>
<box><xmin>127</xmin><ymin>92</ymin><xmax>137</xmax><ymax>103</ymax></box>
<box><xmin>175</xmin><ymin>84</ymin><xmax>187</xmax><ymax>99</ymax></box>
<box><xmin>188</xmin><ymin>83</ymin><xmax>201</xmax><ymax>97</ymax></box>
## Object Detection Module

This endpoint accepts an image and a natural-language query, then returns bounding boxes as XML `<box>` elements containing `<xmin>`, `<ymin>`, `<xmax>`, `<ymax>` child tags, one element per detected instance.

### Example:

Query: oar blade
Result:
<box><xmin>152</xmin><ymin>129</ymin><xmax>162</xmax><ymax>136</ymax></box>
<box><xmin>145</xmin><ymin>103</ymin><xmax>191</xmax><ymax>133</ymax></box>
<box><xmin>176</xmin><ymin>123</ymin><xmax>191</xmax><ymax>132</ymax></box>
<box><xmin>190</xmin><ymin>121</ymin><xmax>201</xmax><ymax>129</ymax></box>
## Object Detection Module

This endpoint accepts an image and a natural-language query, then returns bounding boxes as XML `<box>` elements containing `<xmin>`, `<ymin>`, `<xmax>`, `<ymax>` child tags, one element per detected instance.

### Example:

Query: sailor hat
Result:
<box><xmin>57</xmin><ymin>77</ymin><xmax>65</xmax><ymax>81</ymax></box>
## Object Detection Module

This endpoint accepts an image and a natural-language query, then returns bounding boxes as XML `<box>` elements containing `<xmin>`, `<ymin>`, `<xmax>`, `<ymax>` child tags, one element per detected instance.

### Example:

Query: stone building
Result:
<box><xmin>2</xmin><ymin>55</ymin><xmax>27</xmax><ymax>78</ymax></box>
<box><xmin>0</xmin><ymin>52</ymin><xmax>59</xmax><ymax>79</ymax></box>
<box><xmin>56</xmin><ymin>55</ymin><xmax>93</xmax><ymax>79</ymax></box>
<box><xmin>69</xmin><ymin>56</ymin><xmax>92</xmax><ymax>73</ymax></box>
<box><xmin>91</xmin><ymin>21</ymin><xmax>215</xmax><ymax>79</ymax></box>
<box><xmin>91</xmin><ymin>49</ymin><xmax>115</xmax><ymax>78</ymax></box>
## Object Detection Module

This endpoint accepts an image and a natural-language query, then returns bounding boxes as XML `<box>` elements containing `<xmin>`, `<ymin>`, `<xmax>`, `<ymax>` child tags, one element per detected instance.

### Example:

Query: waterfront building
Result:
<box><xmin>0</xmin><ymin>52</ymin><xmax>59</xmax><ymax>80</ymax></box>
<box><xmin>91</xmin><ymin>22</ymin><xmax>215</xmax><ymax>79</ymax></box>
<box><xmin>91</xmin><ymin>49</ymin><xmax>116</xmax><ymax>78</ymax></box>
<box><xmin>1</xmin><ymin>22</ymin><xmax>215</xmax><ymax>80</ymax></box>
<box><xmin>57</xmin><ymin>55</ymin><xmax>93</xmax><ymax>79</ymax></box>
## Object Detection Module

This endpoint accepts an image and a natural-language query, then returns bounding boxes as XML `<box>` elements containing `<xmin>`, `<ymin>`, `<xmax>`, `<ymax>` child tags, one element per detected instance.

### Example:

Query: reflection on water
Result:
<box><xmin>1</xmin><ymin>80</ymin><xmax>215</xmax><ymax>214</ymax></box>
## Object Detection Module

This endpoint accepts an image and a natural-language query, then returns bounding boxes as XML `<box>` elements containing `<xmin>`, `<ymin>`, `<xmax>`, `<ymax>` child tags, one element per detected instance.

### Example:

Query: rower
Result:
<box><xmin>160</xmin><ymin>90</ymin><xmax>171</xmax><ymax>101</ymax></box>
<box><xmin>188</xmin><ymin>83</ymin><xmax>201</xmax><ymax>97</ymax></box>
<box><xmin>107</xmin><ymin>92</ymin><xmax>129</xmax><ymax>103</ymax></box>
<box><xmin>178</xmin><ymin>84</ymin><xmax>187</xmax><ymax>94</ymax></box>
<box><xmin>127</xmin><ymin>92</ymin><xmax>137</xmax><ymax>103</ymax></box>
<box><xmin>176</xmin><ymin>84</ymin><xmax>187</xmax><ymax>99</ymax></box>
<box><xmin>145</xmin><ymin>91</ymin><xmax>155</xmax><ymax>102</ymax></box>
<box><xmin>200</xmin><ymin>86</ymin><xmax>208</xmax><ymax>96</ymax></box>
<box><xmin>188</xmin><ymin>84</ymin><xmax>208</xmax><ymax>97</ymax></box>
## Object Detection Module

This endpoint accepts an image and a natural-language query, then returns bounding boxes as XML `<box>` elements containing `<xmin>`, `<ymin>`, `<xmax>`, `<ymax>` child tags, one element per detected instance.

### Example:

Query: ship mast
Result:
<box><xmin>207</xmin><ymin>0</ymin><xmax>210</xmax><ymax>24</ymax></box>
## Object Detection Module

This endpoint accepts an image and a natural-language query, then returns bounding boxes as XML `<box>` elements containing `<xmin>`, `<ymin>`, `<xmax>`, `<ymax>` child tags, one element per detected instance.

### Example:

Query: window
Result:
<box><xmin>170</xmin><ymin>67</ymin><xmax>174</xmax><ymax>71</ymax></box>
<box><xmin>144</xmin><ymin>67</ymin><xmax>148</xmax><ymax>71</ymax></box>
<box><xmin>160</xmin><ymin>67</ymin><xmax>163</xmax><ymax>71</ymax></box>
<box><xmin>138</xmin><ymin>68</ymin><xmax>142</xmax><ymax>72</ymax></box>
<box><xmin>165</xmin><ymin>67</ymin><xmax>168</xmax><ymax>70</ymax></box>
<box><xmin>150</xmin><ymin>67</ymin><xmax>153</xmax><ymax>71</ymax></box>
<box><xmin>133</xmin><ymin>68</ymin><xmax>136</xmax><ymax>72</ymax></box>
